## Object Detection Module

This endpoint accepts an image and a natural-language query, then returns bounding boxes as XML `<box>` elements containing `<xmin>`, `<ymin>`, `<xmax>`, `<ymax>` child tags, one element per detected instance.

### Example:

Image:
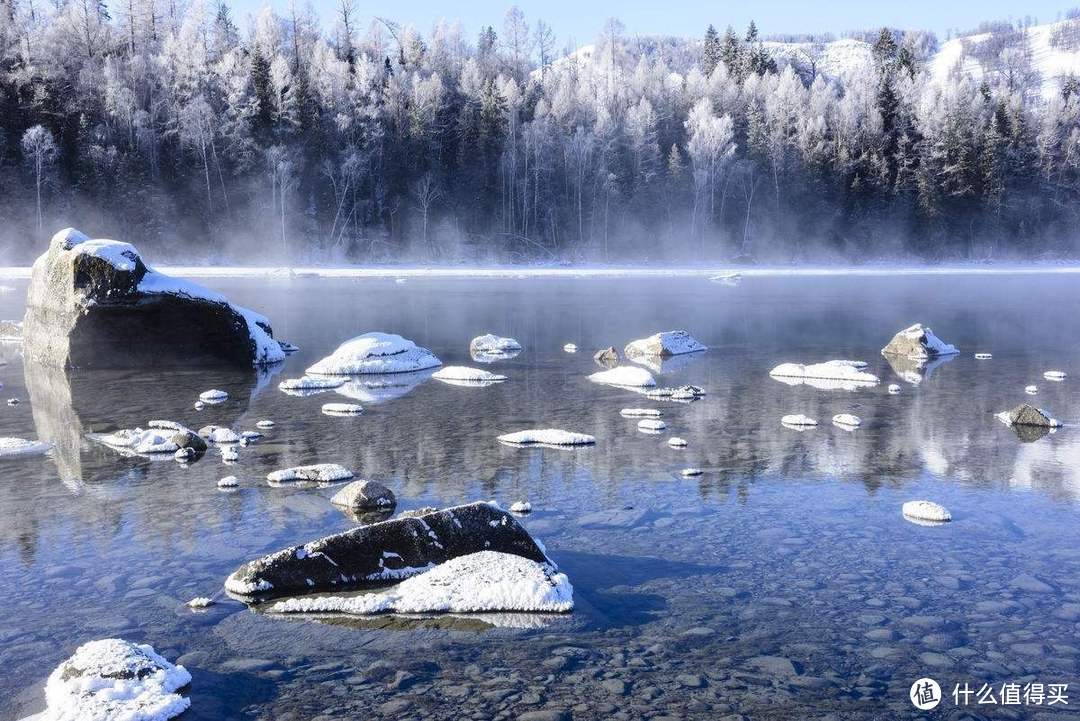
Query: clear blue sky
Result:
<box><xmin>229</xmin><ymin>0</ymin><xmax>1075</xmax><ymax>46</ymax></box>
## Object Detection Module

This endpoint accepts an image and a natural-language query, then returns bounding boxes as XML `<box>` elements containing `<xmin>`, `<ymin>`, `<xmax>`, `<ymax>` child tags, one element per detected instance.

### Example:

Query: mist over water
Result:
<box><xmin>2</xmin><ymin>274</ymin><xmax>1080</xmax><ymax>719</ymax></box>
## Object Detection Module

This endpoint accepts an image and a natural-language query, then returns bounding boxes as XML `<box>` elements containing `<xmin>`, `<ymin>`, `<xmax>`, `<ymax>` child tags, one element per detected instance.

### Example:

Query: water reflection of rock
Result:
<box><xmin>333</xmin><ymin>369</ymin><xmax>435</xmax><ymax>404</ymax></box>
<box><xmin>627</xmin><ymin>351</ymin><xmax>703</xmax><ymax>376</ymax></box>
<box><xmin>883</xmin><ymin>353</ymin><xmax>955</xmax><ymax>386</ymax></box>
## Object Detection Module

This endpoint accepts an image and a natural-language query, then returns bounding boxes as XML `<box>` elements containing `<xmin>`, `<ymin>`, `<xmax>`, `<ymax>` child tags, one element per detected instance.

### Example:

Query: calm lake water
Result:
<box><xmin>3</xmin><ymin>274</ymin><xmax>1080</xmax><ymax>720</ymax></box>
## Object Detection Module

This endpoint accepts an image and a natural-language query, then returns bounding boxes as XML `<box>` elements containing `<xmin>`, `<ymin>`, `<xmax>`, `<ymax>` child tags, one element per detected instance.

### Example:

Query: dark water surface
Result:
<box><xmin>3</xmin><ymin>274</ymin><xmax>1080</xmax><ymax>720</ymax></box>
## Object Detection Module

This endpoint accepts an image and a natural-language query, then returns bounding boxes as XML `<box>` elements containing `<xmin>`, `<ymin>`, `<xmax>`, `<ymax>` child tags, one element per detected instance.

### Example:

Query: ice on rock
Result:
<box><xmin>322</xmin><ymin>402</ymin><xmax>364</xmax><ymax>416</ymax></box>
<box><xmin>306</xmin><ymin>332</ymin><xmax>441</xmax><ymax>375</ymax></box>
<box><xmin>267</xmin><ymin>464</ymin><xmax>355</xmax><ymax>484</ymax></box>
<box><xmin>0</xmin><ymin>437</ymin><xmax>52</xmax><ymax>457</ymax></box>
<box><xmin>770</xmin><ymin>360</ymin><xmax>880</xmax><ymax>390</ymax></box>
<box><xmin>198</xmin><ymin>389</ymin><xmax>228</xmax><ymax>403</ymax></box>
<box><xmin>278</xmin><ymin>376</ymin><xmax>346</xmax><ymax>393</ymax></box>
<box><xmin>469</xmin><ymin>334</ymin><xmax>522</xmax><ymax>355</ymax></box>
<box><xmin>881</xmin><ymin>323</ymin><xmax>959</xmax><ymax>359</ymax></box>
<box><xmin>1044</xmin><ymin>370</ymin><xmax>1067</xmax><ymax>381</ymax></box>
<box><xmin>217</xmin><ymin>476</ymin><xmax>239</xmax><ymax>488</ymax></box>
<box><xmin>187</xmin><ymin>597</ymin><xmax>214</xmax><ymax>608</ymax></box>
<box><xmin>996</xmin><ymin>404</ymin><xmax>1062</xmax><ymax>428</ymax></box>
<box><xmin>588</xmin><ymin>366</ymin><xmax>656</xmax><ymax>388</ymax></box>
<box><xmin>268</xmin><ymin>551</ymin><xmax>572</xmax><ymax>615</ymax></box>
<box><xmin>832</xmin><ymin>413</ymin><xmax>861</xmax><ymax>428</ymax></box>
<box><xmin>620</xmin><ymin>408</ymin><xmax>662</xmax><ymax>418</ymax></box>
<box><xmin>42</xmin><ymin>639</ymin><xmax>191</xmax><ymax>721</ymax></box>
<box><xmin>510</xmin><ymin>501</ymin><xmax>532</xmax><ymax>514</ymax></box>
<box><xmin>667</xmin><ymin>437</ymin><xmax>688</xmax><ymax>447</ymax></box>
<box><xmin>498</xmin><ymin>429</ymin><xmax>596</xmax><ymax>447</ymax></box>
<box><xmin>781</xmin><ymin>414</ymin><xmax>818</xmax><ymax>427</ymax></box>
<box><xmin>563</xmin><ymin>343</ymin><xmax>577</xmax><ymax>353</ymax></box>
<box><xmin>432</xmin><ymin>366</ymin><xmax>508</xmax><ymax>385</ymax></box>
<box><xmin>637</xmin><ymin>419</ymin><xmax>667</xmax><ymax>433</ymax></box>
<box><xmin>902</xmin><ymin>500</ymin><xmax>952</xmax><ymax>523</ymax></box>
<box><xmin>624</xmin><ymin>330</ymin><xmax>707</xmax><ymax>359</ymax></box>
<box><xmin>975</xmin><ymin>353</ymin><xmax>992</xmax><ymax>360</ymax></box>
<box><xmin>680</xmin><ymin>468</ymin><xmax>703</xmax><ymax>477</ymax></box>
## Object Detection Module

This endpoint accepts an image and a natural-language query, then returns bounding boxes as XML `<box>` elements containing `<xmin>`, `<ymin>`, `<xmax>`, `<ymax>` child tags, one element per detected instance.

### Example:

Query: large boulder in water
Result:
<box><xmin>225</xmin><ymin>501</ymin><xmax>549</xmax><ymax>599</ymax></box>
<box><xmin>23</xmin><ymin>228</ymin><xmax>287</xmax><ymax>368</ymax></box>
<box><xmin>881</xmin><ymin>323</ymin><xmax>958</xmax><ymax>360</ymax></box>
<box><xmin>624</xmin><ymin>330</ymin><xmax>707</xmax><ymax>359</ymax></box>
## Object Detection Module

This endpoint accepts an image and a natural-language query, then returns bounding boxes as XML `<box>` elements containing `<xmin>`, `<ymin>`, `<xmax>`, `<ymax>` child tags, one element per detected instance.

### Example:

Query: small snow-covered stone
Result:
<box><xmin>97</xmin><ymin>428</ymin><xmax>177</xmax><ymax>454</ymax></box>
<box><xmin>624</xmin><ymin>330</ymin><xmax>707</xmax><ymax>358</ymax></box>
<box><xmin>1044</xmin><ymin>370</ymin><xmax>1067</xmax><ymax>381</ymax></box>
<box><xmin>220</xmin><ymin>445</ymin><xmax>239</xmax><ymax>463</ymax></box>
<box><xmin>770</xmin><ymin>360</ymin><xmax>879</xmax><ymax>388</ymax></box>
<box><xmin>241</xmin><ymin>431</ymin><xmax>262</xmax><ymax>442</ymax></box>
<box><xmin>888</xmin><ymin>384</ymin><xmax>901</xmax><ymax>394</ymax></box>
<box><xmin>174</xmin><ymin>448</ymin><xmax>195</xmax><ymax>462</ymax></box>
<box><xmin>667</xmin><ymin>437</ymin><xmax>688</xmax><ymax>447</ymax></box>
<box><xmin>256</xmin><ymin>420</ymin><xmax>275</xmax><ymax>429</ymax></box>
<box><xmin>637</xmin><ymin>419</ymin><xmax>667</xmax><ymax>432</ymax></box>
<box><xmin>881</xmin><ymin>323</ymin><xmax>959</xmax><ymax>359</ymax></box>
<box><xmin>43</xmin><ymin>639</ymin><xmax>191</xmax><ymax>721</ymax></box>
<box><xmin>646</xmin><ymin>385</ymin><xmax>706</xmax><ymax>401</ymax></box>
<box><xmin>268</xmin><ymin>551</ymin><xmax>572</xmax><ymax>615</ymax></box>
<box><xmin>322</xmin><ymin>402</ymin><xmax>364</xmax><ymax>416</ymax></box>
<box><xmin>6</xmin><ymin>398</ymin><xmax>18</xmax><ymax>405</ymax></box>
<box><xmin>1025</xmin><ymin>385</ymin><xmax>1039</xmax><ymax>395</ymax></box>
<box><xmin>267</xmin><ymin>464</ymin><xmax>355</xmax><ymax>484</ymax></box>
<box><xmin>498</xmin><ymin>429</ymin><xmax>596</xmax><ymax>447</ymax></box>
<box><xmin>681</xmin><ymin>468</ymin><xmax>703</xmax><ymax>477</ymax></box>
<box><xmin>832</xmin><ymin>413</ymin><xmax>861</xmax><ymax>428</ymax></box>
<box><xmin>432</xmin><ymin>366</ymin><xmax>508</xmax><ymax>384</ymax></box>
<box><xmin>193</xmin><ymin>401</ymin><xmax>205</xmax><ymax>410</ymax></box>
<box><xmin>510</xmin><ymin>500</ymin><xmax>532</xmax><ymax>514</ymax></box>
<box><xmin>218</xmin><ymin>476</ymin><xmax>239</xmax><ymax>488</ymax></box>
<box><xmin>0</xmin><ymin>437</ymin><xmax>52</xmax><ymax>457</ymax></box>
<box><xmin>469</xmin><ymin>334</ymin><xmax>522</xmax><ymax>355</ymax></box>
<box><xmin>902</xmin><ymin>500</ymin><xmax>952</xmax><ymax>523</ymax></box>
<box><xmin>330</xmin><ymin>480</ymin><xmax>396</xmax><ymax>511</ymax></box>
<box><xmin>593</xmin><ymin>346</ymin><xmax>619</xmax><ymax>365</ymax></box>
<box><xmin>589</xmin><ymin>366</ymin><xmax>656</xmax><ymax>387</ymax></box>
<box><xmin>197</xmin><ymin>426</ymin><xmax>241</xmax><ymax>444</ymax></box>
<box><xmin>975</xmin><ymin>353</ymin><xmax>992</xmax><ymax>360</ymax></box>
<box><xmin>781</xmin><ymin>414</ymin><xmax>818</xmax><ymax>427</ymax></box>
<box><xmin>996</xmin><ymin>404</ymin><xmax>1062</xmax><ymax>428</ymax></box>
<box><xmin>187</xmin><ymin>597</ymin><xmax>214</xmax><ymax>608</ymax></box>
<box><xmin>307</xmin><ymin>332</ymin><xmax>441</xmax><ymax>375</ymax></box>
<box><xmin>278</xmin><ymin>375</ymin><xmax>346</xmax><ymax>391</ymax></box>
<box><xmin>563</xmin><ymin>343</ymin><xmax>577</xmax><ymax>353</ymax></box>
<box><xmin>199</xmin><ymin>389</ymin><xmax>228</xmax><ymax>403</ymax></box>
<box><xmin>620</xmin><ymin>408</ymin><xmax>662</xmax><ymax>418</ymax></box>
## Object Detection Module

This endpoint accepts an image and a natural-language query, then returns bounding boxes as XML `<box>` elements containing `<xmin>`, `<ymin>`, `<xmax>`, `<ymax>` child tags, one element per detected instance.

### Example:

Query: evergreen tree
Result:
<box><xmin>703</xmin><ymin>24</ymin><xmax>721</xmax><ymax>76</ymax></box>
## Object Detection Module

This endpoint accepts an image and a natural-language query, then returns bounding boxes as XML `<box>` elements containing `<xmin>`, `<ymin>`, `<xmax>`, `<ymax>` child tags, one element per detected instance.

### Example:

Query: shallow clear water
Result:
<box><xmin>2</xmin><ymin>274</ymin><xmax>1080</xmax><ymax>719</ymax></box>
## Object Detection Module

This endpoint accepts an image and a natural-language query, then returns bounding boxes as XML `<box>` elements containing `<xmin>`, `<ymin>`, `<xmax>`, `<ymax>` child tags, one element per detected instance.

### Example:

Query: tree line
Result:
<box><xmin>1</xmin><ymin>1</ymin><xmax>1079</xmax><ymax>263</ymax></box>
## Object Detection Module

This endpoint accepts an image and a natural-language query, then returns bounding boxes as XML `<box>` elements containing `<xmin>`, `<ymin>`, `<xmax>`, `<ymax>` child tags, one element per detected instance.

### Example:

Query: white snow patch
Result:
<box><xmin>187</xmin><ymin>597</ymin><xmax>214</xmax><ymax>608</ymax></box>
<box><xmin>469</xmin><ymin>334</ymin><xmax>522</xmax><ymax>354</ymax></box>
<box><xmin>96</xmin><ymin>429</ymin><xmax>178</xmax><ymax>455</ymax></box>
<box><xmin>0</xmin><ymin>437</ymin><xmax>52</xmax><ymax>457</ymax></box>
<box><xmin>200</xmin><ymin>427</ymin><xmax>240</xmax><ymax>444</ymax></box>
<box><xmin>322</xmin><ymin>402</ymin><xmax>364</xmax><ymax>416</ymax></box>
<box><xmin>72</xmin><ymin>239</ymin><xmax>141</xmax><ymax>272</ymax></box>
<box><xmin>278</xmin><ymin>376</ymin><xmax>346</xmax><ymax>392</ymax></box>
<box><xmin>432</xmin><ymin>366</ymin><xmax>508</xmax><ymax>384</ymax></box>
<box><xmin>198</xmin><ymin>389</ymin><xmax>228</xmax><ymax>403</ymax></box>
<box><xmin>770</xmin><ymin>360</ymin><xmax>880</xmax><ymax>389</ymax></box>
<box><xmin>588</xmin><ymin>366</ymin><xmax>656</xmax><ymax>388</ymax></box>
<box><xmin>498</xmin><ymin>429</ymin><xmax>596</xmax><ymax>447</ymax></box>
<box><xmin>637</xmin><ymin>419</ymin><xmax>667</xmax><ymax>432</ymax></box>
<box><xmin>217</xmin><ymin>476</ymin><xmax>239</xmax><ymax>488</ymax></box>
<box><xmin>888</xmin><ymin>384</ymin><xmax>901</xmax><ymax>394</ymax></box>
<box><xmin>975</xmin><ymin>353</ymin><xmax>992</xmax><ymax>360</ymax></box>
<box><xmin>680</xmin><ymin>468</ymin><xmax>703</xmax><ymax>477</ymax></box>
<box><xmin>1044</xmin><ymin>370</ymin><xmax>1067</xmax><ymax>381</ymax></box>
<box><xmin>268</xmin><ymin>551</ymin><xmax>572</xmax><ymax>615</ymax></box>
<box><xmin>267</xmin><ymin>464</ymin><xmax>354</xmax><ymax>483</ymax></box>
<box><xmin>667</xmin><ymin>437</ymin><xmax>688</xmax><ymax>448</ymax></box>
<box><xmin>1026</xmin><ymin>385</ymin><xmax>1039</xmax><ymax>395</ymax></box>
<box><xmin>620</xmin><ymin>408</ymin><xmax>662</xmax><ymax>418</ymax></box>
<box><xmin>832</xmin><ymin>413</ymin><xmax>862</xmax><ymax>428</ymax></box>
<box><xmin>563</xmin><ymin>343</ymin><xmax>577</xmax><ymax>353</ymax></box>
<box><xmin>510</xmin><ymin>501</ymin><xmax>532</xmax><ymax>514</ymax></box>
<box><xmin>902</xmin><ymin>500</ymin><xmax>952</xmax><ymax>523</ymax></box>
<box><xmin>43</xmin><ymin>638</ymin><xmax>191</xmax><ymax>721</ymax></box>
<box><xmin>256</xmin><ymin>420</ymin><xmax>275</xmax><ymax>429</ymax></box>
<box><xmin>781</xmin><ymin>414</ymin><xmax>818</xmax><ymax>427</ymax></box>
<box><xmin>307</xmin><ymin>332</ymin><xmax>441</xmax><ymax>375</ymax></box>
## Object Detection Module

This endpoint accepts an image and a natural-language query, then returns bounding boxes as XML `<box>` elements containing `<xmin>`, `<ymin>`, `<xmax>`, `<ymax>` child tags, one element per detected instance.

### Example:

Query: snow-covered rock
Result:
<box><xmin>23</xmin><ymin>228</ymin><xmax>287</xmax><ymax>369</ymax></box>
<box><xmin>268</xmin><ymin>551</ymin><xmax>572</xmax><ymax>616</ymax></box>
<box><xmin>1026</xmin><ymin>385</ymin><xmax>1039</xmax><ymax>395</ymax></box>
<box><xmin>103</xmin><ymin>428</ymin><xmax>178</xmax><ymax>454</ymax></box>
<box><xmin>680</xmin><ymin>468</ymin><xmax>703</xmax><ymax>477</ymax></box>
<box><xmin>620</xmin><ymin>408</ymin><xmax>662</xmax><ymax>418</ymax></box>
<box><xmin>588</xmin><ymin>366</ymin><xmax>656</xmax><ymax>388</ymax></box>
<box><xmin>593</xmin><ymin>346</ymin><xmax>619</xmax><ymax>366</ymax></box>
<box><xmin>0</xmin><ymin>437</ymin><xmax>52</xmax><ymax>457</ymax></box>
<box><xmin>888</xmin><ymin>384</ymin><xmax>901</xmax><ymax>394</ymax></box>
<box><xmin>42</xmin><ymin>639</ymin><xmax>191</xmax><ymax>721</ymax></box>
<box><xmin>225</xmin><ymin>502</ymin><xmax>551</xmax><ymax>598</ymax></box>
<box><xmin>510</xmin><ymin>501</ymin><xmax>532</xmax><ymax>514</ymax></box>
<box><xmin>563</xmin><ymin>343</ymin><xmax>577</xmax><ymax>353</ymax></box>
<box><xmin>1044</xmin><ymin>370</ymin><xmax>1067</xmax><ymax>381</ymax></box>
<box><xmin>187</xmin><ymin>597</ymin><xmax>214</xmax><ymax>608</ymax></box>
<box><xmin>498</xmin><ymin>429</ymin><xmax>596</xmax><ymax>447</ymax></box>
<box><xmin>902</xmin><ymin>500</ymin><xmax>952</xmax><ymax>523</ymax></box>
<box><xmin>256</xmin><ymin>420</ymin><xmax>275</xmax><ymax>429</ymax></box>
<box><xmin>624</xmin><ymin>330</ymin><xmax>707</xmax><ymax>359</ymax></box>
<box><xmin>220</xmin><ymin>445</ymin><xmax>239</xmax><ymax>463</ymax></box>
<box><xmin>432</xmin><ymin>366</ymin><xmax>508</xmax><ymax>385</ymax></box>
<box><xmin>197</xmin><ymin>425</ymin><xmax>241</xmax><ymax>444</ymax></box>
<box><xmin>646</xmin><ymin>385</ymin><xmax>706</xmax><ymax>401</ymax></box>
<box><xmin>330</xmin><ymin>480</ymin><xmax>396</xmax><ymax>511</ymax></box>
<box><xmin>278</xmin><ymin>376</ymin><xmax>346</xmax><ymax>393</ymax></box>
<box><xmin>881</xmin><ymin>323</ymin><xmax>959</xmax><ymax>360</ymax></box>
<box><xmin>637</xmin><ymin>419</ymin><xmax>666</xmax><ymax>432</ymax></box>
<box><xmin>218</xmin><ymin>476</ymin><xmax>239</xmax><ymax>488</ymax></box>
<box><xmin>770</xmin><ymin>360</ymin><xmax>880</xmax><ymax>389</ymax></box>
<box><xmin>832</xmin><ymin>413</ymin><xmax>861</xmax><ymax>428</ymax></box>
<box><xmin>975</xmin><ymin>353</ymin><xmax>992</xmax><ymax>360</ymax></box>
<box><xmin>667</xmin><ymin>437</ymin><xmax>688</xmax><ymax>448</ymax></box>
<box><xmin>996</xmin><ymin>404</ymin><xmax>1062</xmax><ymax>428</ymax></box>
<box><xmin>469</xmin><ymin>334</ymin><xmax>522</xmax><ymax>355</ymax></box>
<box><xmin>198</xmin><ymin>389</ymin><xmax>228</xmax><ymax>403</ymax></box>
<box><xmin>267</xmin><ymin>464</ymin><xmax>355</xmax><ymax>484</ymax></box>
<box><xmin>321</xmin><ymin>402</ymin><xmax>364</xmax><ymax>416</ymax></box>
<box><xmin>781</xmin><ymin>414</ymin><xmax>818</xmax><ymax>427</ymax></box>
<box><xmin>306</xmin><ymin>332</ymin><xmax>441</xmax><ymax>375</ymax></box>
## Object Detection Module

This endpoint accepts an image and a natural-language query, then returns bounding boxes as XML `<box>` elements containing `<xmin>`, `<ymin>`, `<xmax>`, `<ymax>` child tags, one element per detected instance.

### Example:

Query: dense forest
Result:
<box><xmin>1</xmin><ymin>2</ymin><xmax>1080</xmax><ymax>263</ymax></box>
